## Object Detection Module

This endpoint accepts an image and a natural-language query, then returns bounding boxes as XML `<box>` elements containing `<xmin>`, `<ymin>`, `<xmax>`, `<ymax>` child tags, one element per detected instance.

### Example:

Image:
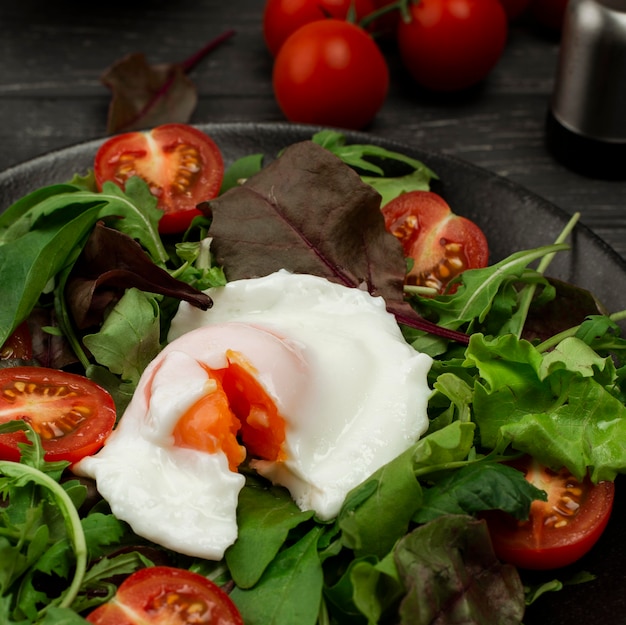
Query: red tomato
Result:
<box><xmin>272</xmin><ymin>19</ymin><xmax>389</xmax><ymax>129</ymax></box>
<box><xmin>1</xmin><ymin>322</ymin><xmax>32</xmax><ymax>361</ymax></box>
<box><xmin>94</xmin><ymin>124</ymin><xmax>224</xmax><ymax>234</ymax></box>
<box><xmin>528</xmin><ymin>0</ymin><xmax>568</xmax><ymax>30</ymax></box>
<box><xmin>0</xmin><ymin>366</ymin><xmax>116</xmax><ymax>464</ymax></box>
<box><xmin>381</xmin><ymin>191</ymin><xmax>488</xmax><ymax>292</ymax></box>
<box><xmin>86</xmin><ymin>566</ymin><xmax>243</xmax><ymax>625</ymax></box>
<box><xmin>262</xmin><ymin>0</ymin><xmax>377</xmax><ymax>56</ymax></box>
<box><xmin>498</xmin><ymin>0</ymin><xmax>531</xmax><ymax>20</ymax></box>
<box><xmin>396</xmin><ymin>0</ymin><xmax>508</xmax><ymax>92</ymax></box>
<box><xmin>485</xmin><ymin>458</ymin><xmax>615</xmax><ymax>570</ymax></box>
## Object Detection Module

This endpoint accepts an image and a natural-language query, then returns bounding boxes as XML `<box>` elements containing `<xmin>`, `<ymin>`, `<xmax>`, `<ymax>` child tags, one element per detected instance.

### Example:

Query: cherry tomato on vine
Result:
<box><xmin>396</xmin><ymin>0</ymin><xmax>508</xmax><ymax>92</ymax></box>
<box><xmin>262</xmin><ymin>0</ymin><xmax>377</xmax><ymax>56</ymax></box>
<box><xmin>86</xmin><ymin>566</ymin><xmax>244</xmax><ymax>625</ymax></box>
<box><xmin>272</xmin><ymin>19</ymin><xmax>389</xmax><ymax>129</ymax></box>
<box><xmin>484</xmin><ymin>457</ymin><xmax>615</xmax><ymax>570</ymax></box>
<box><xmin>0</xmin><ymin>366</ymin><xmax>116</xmax><ymax>464</ymax></box>
<box><xmin>381</xmin><ymin>190</ymin><xmax>488</xmax><ymax>292</ymax></box>
<box><xmin>1</xmin><ymin>322</ymin><xmax>32</xmax><ymax>361</ymax></box>
<box><xmin>94</xmin><ymin>124</ymin><xmax>224</xmax><ymax>235</ymax></box>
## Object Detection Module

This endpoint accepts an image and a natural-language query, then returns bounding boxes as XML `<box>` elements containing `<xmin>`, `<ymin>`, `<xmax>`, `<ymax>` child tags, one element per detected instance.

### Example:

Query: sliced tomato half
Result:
<box><xmin>381</xmin><ymin>190</ymin><xmax>488</xmax><ymax>293</ymax></box>
<box><xmin>94</xmin><ymin>123</ymin><xmax>224</xmax><ymax>234</ymax></box>
<box><xmin>86</xmin><ymin>566</ymin><xmax>244</xmax><ymax>625</ymax></box>
<box><xmin>0</xmin><ymin>366</ymin><xmax>116</xmax><ymax>464</ymax></box>
<box><xmin>484</xmin><ymin>457</ymin><xmax>615</xmax><ymax>570</ymax></box>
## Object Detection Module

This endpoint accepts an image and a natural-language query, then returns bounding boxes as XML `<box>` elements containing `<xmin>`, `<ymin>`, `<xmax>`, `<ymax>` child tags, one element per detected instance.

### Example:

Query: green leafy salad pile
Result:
<box><xmin>2</xmin><ymin>130</ymin><xmax>626</xmax><ymax>625</ymax></box>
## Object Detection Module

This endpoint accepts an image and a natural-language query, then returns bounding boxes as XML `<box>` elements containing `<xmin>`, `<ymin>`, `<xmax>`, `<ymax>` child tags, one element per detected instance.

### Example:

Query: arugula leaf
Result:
<box><xmin>409</xmin><ymin>244</ymin><xmax>569</xmax><ymax>333</ymax></box>
<box><xmin>82</xmin><ymin>288</ymin><xmax>162</xmax><ymax>387</ymax></box>
<box><xmin>311</xmin><ymin>130</ymin><xmax>437</xmax><ymax>205</ymax></box>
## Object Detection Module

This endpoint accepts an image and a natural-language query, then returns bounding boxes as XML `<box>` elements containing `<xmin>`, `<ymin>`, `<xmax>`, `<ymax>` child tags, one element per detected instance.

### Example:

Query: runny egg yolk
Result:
<box><xmin>172</xmin><ymin>350</ymin><xmax>287</xmax><ymax>472</ymax></box>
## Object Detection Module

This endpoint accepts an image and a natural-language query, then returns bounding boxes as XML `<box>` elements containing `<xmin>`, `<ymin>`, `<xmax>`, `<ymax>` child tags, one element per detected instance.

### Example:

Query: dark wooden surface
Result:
<box><xmin>1</xmin><ymin>0</ymin><xmax>625</xmax><ymax>258</ymax></box>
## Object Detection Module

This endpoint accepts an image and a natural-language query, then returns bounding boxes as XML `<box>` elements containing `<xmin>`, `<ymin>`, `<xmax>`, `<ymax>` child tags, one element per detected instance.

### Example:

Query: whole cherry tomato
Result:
<box><xmin>484</xmin><ymin>457</ymin><xmax>615</xmax><ymax>570</ymax></box>
<box><xmin>272</xmin><ymin>19</ymin><xmax>389</xmax><ymax>129</ymax></box>
<box><xmin>262</xmin><ymin>0</ymin><xmax>377</xmax><ymax>56</ymax></box>
<box><xmin>396</xmin><ymin>0</ymin><xmax>508</xmax><ymax>92</ymax></box>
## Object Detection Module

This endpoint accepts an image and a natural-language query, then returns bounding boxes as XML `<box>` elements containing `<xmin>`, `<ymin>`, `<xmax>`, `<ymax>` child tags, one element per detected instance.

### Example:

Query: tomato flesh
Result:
<box><xmin>1</xmin><ymin>322</ymin><xmax>33</xmax><ymax>361</ymax></box>
<box><xmin>94</xmin><ymin>124</ymin><xmax>224</xmax><ymax>234</ymax></box>
<box><xmin>485</xmin><ymin>458</ymin><xmax>615</xmax><ymax>570</ymax></box>
<box><xmin>86</xmin><ymin>566</ymin><xmax>243</xmax><ymax>625</ymax></box>
<box><xmin>0</xmin><ymin>366</ymin><xmax>116</xmax><ymax>464</ymax></box>
<box><xmin>381</xmin><ymin>190</ymin><xmax>488</xmax><ymax>293</ymax></box>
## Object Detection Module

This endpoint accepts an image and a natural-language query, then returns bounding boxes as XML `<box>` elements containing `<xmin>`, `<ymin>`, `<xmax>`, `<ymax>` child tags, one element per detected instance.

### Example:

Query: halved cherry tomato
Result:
<box><xmin>381</xmin><ymin>190</ymin><xmax>488</xmax><ymax>292</ymax></box>
<box><xmin>94</xmin><ymin>124</ymin><xmax>224</xmax><ymax>234</ymax></box>
<box><xmin>1</xmin><ymin>322</ymin><xmax>32</xmax><ymax>361</ymax></box>
<box><xmin>484</xmin><ymin>458</ymin><xmax>615</xmax><ymax>570</ymax></box>
<box><xmin>0</xmin><ymin>366</ymin><xmax>116</xmax><ymax>464</ymax></box>
<box><xmin>86</xmin><ymin>566</ymin><xmax>244</xmax><ymax>625</ymax></box>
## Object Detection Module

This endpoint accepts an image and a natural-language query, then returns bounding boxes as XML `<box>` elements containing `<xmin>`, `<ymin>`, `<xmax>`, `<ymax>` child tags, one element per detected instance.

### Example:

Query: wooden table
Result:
<box><xmin>1</xmin><ymin>1</ymin><xmax>625</xmax><ymax>258</ymax></box>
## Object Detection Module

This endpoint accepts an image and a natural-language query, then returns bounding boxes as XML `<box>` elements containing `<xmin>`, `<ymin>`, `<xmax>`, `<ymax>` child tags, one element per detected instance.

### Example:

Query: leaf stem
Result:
<box><xmin>511</xmin><ymin>213</ymin><xmax>580</xmax><ymax>338</ymax></box>
<box><xmin>0</xmin><ymin>461</ymin><xmax>87</xmax><ymax>614</ymax></box>
<box><xmin>180</xmin><ymin>29</ymin><xmax>236</xmax><ymax>74</ymax></box>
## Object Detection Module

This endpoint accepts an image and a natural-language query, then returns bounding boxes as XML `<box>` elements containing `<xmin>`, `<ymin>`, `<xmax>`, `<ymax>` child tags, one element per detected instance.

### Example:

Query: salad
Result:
<box><xmin>1</xmin><ymin>123</ymin><xmax>626</xmax><ymax>625</ymax></box>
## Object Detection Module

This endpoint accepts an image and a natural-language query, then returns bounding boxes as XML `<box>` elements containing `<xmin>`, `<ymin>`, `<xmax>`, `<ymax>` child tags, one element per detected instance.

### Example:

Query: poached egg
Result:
<box><xmin>76</xmin><ymin>271</ymin><xmax>432</xmax><ymax>559</ymax></box>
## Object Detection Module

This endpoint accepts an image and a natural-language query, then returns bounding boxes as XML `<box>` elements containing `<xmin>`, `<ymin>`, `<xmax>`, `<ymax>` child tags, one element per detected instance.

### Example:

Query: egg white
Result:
<box><xmin>77</xmin><ymin>270</ymin><xmax>433</xmax><ymax>560</ymax></box>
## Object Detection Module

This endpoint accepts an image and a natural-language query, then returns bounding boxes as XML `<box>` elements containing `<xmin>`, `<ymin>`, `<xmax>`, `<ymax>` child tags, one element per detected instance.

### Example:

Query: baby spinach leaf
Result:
<box><xmin>350</xmin><ymin>554</ymin><xmax>404</xmax><ymax>624</ymax></box>
<box><xmin>414</xmin><ymin>462</ymin><xmax>546</xmax><ymax>524</ymax></box>
<box><xmin>230</xmin><ymin>526</ymin><xmax>324</xmax><ymax>625</ymax></box>
<box><xmin>0</xmin><ymin>204</ymin><xmax>102</xmax><ymax>348</ymax></box>
<box><xmin>225</xmin><ymin>479</ymin><xmax>314</xmax><ymax>589</ymax></box>
<box><xmin>339</xmin><ymin>446</ymin><xmax>422</xmax><ymax>559</ymax></box>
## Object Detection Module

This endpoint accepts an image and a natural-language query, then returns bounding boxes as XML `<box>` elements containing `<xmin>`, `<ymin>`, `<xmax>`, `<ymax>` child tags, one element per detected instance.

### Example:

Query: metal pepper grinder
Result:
<box><xmin>546</xmin><ymin>0</ymin><xmax>626</xmax><ymax>179</ymax></box>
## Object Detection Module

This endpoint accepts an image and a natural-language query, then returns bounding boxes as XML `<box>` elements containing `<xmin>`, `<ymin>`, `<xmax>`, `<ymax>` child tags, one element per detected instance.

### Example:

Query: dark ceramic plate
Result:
<box><xmin>1</xmin><ymin>122</ymin><xmax>624</xmax><ymax>624</ymax></box>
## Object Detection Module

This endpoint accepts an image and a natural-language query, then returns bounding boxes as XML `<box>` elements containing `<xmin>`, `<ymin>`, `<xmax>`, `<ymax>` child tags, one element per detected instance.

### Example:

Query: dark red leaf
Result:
<box><xmin>66</xmin><ymin>222</ymin><xmax>212</xmax><ymax>330</ymax></box>
<box><xmin>101</xmin><ymin>30</ymin><xmax>235</xmax><ymax>134</ymax></box>
<box><xmin>204</xmin><ymin>141</ymin><xmax>468</xmax><ymax>343</ymax></box>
